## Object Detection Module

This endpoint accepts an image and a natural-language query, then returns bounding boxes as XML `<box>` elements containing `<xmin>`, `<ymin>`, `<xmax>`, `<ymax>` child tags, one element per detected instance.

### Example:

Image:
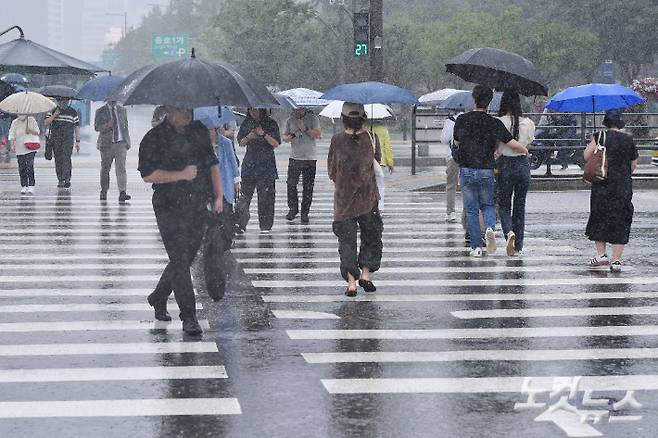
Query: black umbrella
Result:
<box><xmin>0</xmin><ymin>26</ymin><xmax>105</xmax><ymax>75</ymax></box>
<box><xmin>111</xmin><ymin>50</ymin><xmax>278</xmax><ymax>108</ymax></box>
<box><xmin>446</xmin><ymin>47</ymin><xmax>548</xmax><ymax>96</ymax></box>
<box><xmin>39</xmin><ymin>85</ymin><xmax>78</xmax><ymax>99</ymax></box>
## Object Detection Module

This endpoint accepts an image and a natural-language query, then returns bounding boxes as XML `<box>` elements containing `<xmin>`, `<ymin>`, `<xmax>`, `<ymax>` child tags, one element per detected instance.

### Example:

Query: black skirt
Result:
<box><xmin>585</xmin><ymin>181</ymin><xmax>634</xmax><ymax>244</ymax></box>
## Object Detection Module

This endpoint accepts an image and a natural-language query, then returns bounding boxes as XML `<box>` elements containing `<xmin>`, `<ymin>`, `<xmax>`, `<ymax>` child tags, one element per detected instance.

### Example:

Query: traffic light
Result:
<box><xmin>353</xmin><ymin>12</ymin><xmax>370</xmax><ymax>57</ymax></box>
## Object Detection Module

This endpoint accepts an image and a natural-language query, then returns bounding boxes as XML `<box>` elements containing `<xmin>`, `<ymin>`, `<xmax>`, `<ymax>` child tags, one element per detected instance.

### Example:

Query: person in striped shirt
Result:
<box><xmin>44</xmin><ymin>98</ymin><xmax>80</xmax><ymax>189</ymax></box>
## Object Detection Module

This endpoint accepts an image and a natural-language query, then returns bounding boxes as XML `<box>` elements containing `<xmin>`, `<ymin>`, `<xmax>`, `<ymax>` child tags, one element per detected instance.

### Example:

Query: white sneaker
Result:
<box><xmin>470</xmin><ymin>248</ymin><xmax>483</xmax><ymax>257</ymax></box>
<box><xmin>588</xmin><ymin>254</ymin><xmax>609</xmax><ymax>269</ymax></box>
<box><xmin>445</xmin><ymin>212</ymin><xmax>458</xmax><ymax>223</ymax></box>
<box><xmin>485</xmin><ymin>228</ymin><xmax>497</xmax><ymax>254</ymax></box>
<box><xmin>20</xmin><ymin>187</ymin><xmax>27</xmax><ymax>194</ymax></box>
<box><xmin>27</xmin><ymin>186</ymin><xmax>34</xmax><ymax>194</ymax></box>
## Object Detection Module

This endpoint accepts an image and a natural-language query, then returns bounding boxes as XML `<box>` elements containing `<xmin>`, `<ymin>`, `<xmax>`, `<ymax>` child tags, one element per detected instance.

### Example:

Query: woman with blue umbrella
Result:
<box><xmin>584</xmin><ymin>109</ymin><xmax>638</xmax><ymax>273</ymax></box>
<box><xmin>544</xmin><ymin>83</ymin><xmax>643</xmax><ymax>272</ymax></box>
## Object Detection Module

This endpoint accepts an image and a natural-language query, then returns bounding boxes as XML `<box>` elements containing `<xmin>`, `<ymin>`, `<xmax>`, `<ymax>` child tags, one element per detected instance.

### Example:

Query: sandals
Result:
<box><xmin>344</xmin><ymin>287</ymin><xmax>357</xmax><ymax>297</ymax></box>
<box><xmin>358</xmin><ymin>279</ymin><xmax>377</xmax><ymax>293</ymax></box>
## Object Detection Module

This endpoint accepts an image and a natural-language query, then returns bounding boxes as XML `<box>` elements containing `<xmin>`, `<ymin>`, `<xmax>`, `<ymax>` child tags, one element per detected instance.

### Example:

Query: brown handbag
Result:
<box><xmin>583</xmin><ymin>130</ymin><xmax>608</xmax><ymax>183</ymax></box>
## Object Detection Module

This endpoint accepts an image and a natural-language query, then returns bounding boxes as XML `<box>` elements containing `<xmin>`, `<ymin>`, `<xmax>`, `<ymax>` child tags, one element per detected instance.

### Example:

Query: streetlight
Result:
<box><xmin>106</xmin><ymin>12</ymin><xmax>128</xmax><ymax>38</ymax></box>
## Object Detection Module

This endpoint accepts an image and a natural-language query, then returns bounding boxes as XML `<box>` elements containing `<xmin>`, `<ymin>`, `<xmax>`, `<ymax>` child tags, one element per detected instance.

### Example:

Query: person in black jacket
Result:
<box><xmin>138</xmin><ymin>106</ymin><xmax>223</xmax><ymax>335</ymax></box>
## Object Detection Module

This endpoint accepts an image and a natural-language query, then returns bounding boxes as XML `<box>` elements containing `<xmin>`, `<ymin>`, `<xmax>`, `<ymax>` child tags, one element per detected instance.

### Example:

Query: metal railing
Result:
<box><xmin>410</xmin><ymin>109</ymin><xmax>658</xmax><ymax>175</ymax></box>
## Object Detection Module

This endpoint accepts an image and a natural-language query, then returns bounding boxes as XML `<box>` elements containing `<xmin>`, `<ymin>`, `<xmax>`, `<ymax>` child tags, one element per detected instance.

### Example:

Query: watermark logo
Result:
<box><xmin>514</xmin><ymin>377</ymin><xmax>643</xmax><ymax>437</ymax></box>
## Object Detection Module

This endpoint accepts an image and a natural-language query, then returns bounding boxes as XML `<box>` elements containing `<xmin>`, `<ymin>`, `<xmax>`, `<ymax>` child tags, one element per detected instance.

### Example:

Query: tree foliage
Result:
<box><xmin>111</xmin><ymin>0</ymin><xmax>652</xmax><ymax>95</ymax></box>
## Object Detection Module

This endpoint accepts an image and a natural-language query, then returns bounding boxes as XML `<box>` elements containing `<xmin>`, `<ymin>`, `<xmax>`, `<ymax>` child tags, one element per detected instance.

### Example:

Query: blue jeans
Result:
<box><xmin>497</xmin><ymin>156</ymin><xmax>531</xmax><ymax>251</ymax></box>
<box><xmin>460</xmin><ymin>168</ymin><xmax>496</xmax><ymax>249</ymax></box>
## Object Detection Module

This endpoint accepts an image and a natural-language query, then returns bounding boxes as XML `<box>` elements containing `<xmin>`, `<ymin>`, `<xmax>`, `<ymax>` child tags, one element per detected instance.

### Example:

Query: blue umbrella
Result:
<box><xmin>545</xmin><ymin>83</ymin><xmax>644</xmax><ymax>113</ymax></box>
<box><xmin>438</xmin><ymin>90</ymin><xmax>502</xmax><ymax>112</ymax></box>
<box><xmin>320</xmin><ymin>81</ymin><xmax>418</xmax><ymax>105</ymax></box>
<box><xmin>77</xmin><ymin>75</ymin><xmax>126</xmax><ymax>101</ymax></box>
<box><xmin>193</xmin><ymin>106</ymin><xmax>236</xmax><ymax>129</ymax></box>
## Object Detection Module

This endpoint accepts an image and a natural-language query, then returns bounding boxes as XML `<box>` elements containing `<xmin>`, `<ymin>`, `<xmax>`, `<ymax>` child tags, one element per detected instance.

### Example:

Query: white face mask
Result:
<box><xmin>17</xmin><ymin>115</ymin><xmax>27</xmax><ymax>121</ymax></box>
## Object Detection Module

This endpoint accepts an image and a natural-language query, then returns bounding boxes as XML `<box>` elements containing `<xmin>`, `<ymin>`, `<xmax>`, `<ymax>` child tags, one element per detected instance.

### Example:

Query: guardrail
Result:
<box><xmin>411</xmin><ymin>108</ymin><xmax>658</xmax><ymax>175</ymax></box>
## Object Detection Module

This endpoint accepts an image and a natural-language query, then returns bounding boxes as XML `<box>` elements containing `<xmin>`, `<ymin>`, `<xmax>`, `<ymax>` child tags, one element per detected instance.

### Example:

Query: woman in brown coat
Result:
<box><xmin>327</xmin><ymin>103</ymin><xmax>383</xmax><ymax>296</ymax></box>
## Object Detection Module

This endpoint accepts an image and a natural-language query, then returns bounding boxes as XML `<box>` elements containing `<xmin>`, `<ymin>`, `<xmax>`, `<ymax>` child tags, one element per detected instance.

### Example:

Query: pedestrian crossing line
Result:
<box><xmin>286</xmin><ymin>325</ymin><xmax>658</xmax><ymax>340</ymax></box>
<box><xmin>302</xmin><ymin>347</ymin><xmax>658</xmax><ymax>363</ymax></box>
<box><xmin>0</xmin><ymin>320</ymin><xmax>211</xmax><ymax>333</ymax></box>
<box><xmin>245</xmin><ymin>265</ymin><xmax>617</xmax><ymax>275</ymax></box>
<box><xmin>0</xmin><ymin>243</ymin><xmax>164</xmax><ymax>250</ymax></box>
<box><xmin>0</xmin><ymin>365</ymin><xmax>227</xmax><ymax>383</ymax></box>
<box><xmin>451</xmin><ymin>306</ymin><xmax>658</xmax><ymax>319</ymax></box>
<box><xmin>235</xmin><ymin>255</ymin><xmax>578</xmax><ymax>264</ymax></box>
<box><xmin>0</xmin><ymin>289</ymin><xmax>150</xmax><ymax>297</ymax></box>
<box><xmin>253</xmin><ymin>276</ymin><xmax>651</xmax><ymax>289</ymax></box>
<box><xmin>0</xmin><ymin>275</ymin><xmax>160</xmax><ymax>282</ymax></box>
<box><xmin>262</xmin><ymin>291</ymin><xmax>658</xmax><ymax>303</ymax></box>
<box><xmin>0</xmin><ymin>263</ymin><xmax>165</xmax><ymax>270</ymax></box>
<box><xmin>321</xmin><ymin>375</ymin><xmax>658</xmax><ymax>395</ymax></box>
<box><xmin>236</xmin><ymin>230</ymin><xmax>475</xmax><ymax>237</ymax></box>
<box><xmin>0</xmin><ymin>342</ymin><xmax>219</xmax><ymax>356</ymax></box>
<box><xmin>0</xmin><ymin>303</ymin><xmax>202</xmax><ymax>313</ymax></box>
<box><xmin>234</xmin><ymin>237</ymin><xmax>554</xmax><ymax>246</ymax></box>
<box><xmin>232</xmin><ymin>246</ymin><xmax>577</xmax><ymax>255</ymax></box>
<box><xmin>0</xmin><ymin>398</ymin><xmax>242</xmax><ymax>418</ymax></box>
<box><xmin>0</xmin><ymin>255</ymin><xmax>167</xmax><ymax>262</ymax></box>
<box><xmin>271</xmin><ymin>310</ymin><xmax>340</xmax><ymax>320</ymax></box>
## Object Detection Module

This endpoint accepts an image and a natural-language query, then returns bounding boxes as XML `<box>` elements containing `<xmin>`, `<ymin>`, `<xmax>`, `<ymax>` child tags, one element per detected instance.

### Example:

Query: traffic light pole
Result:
<box><xmin>369</xmin><ymin>0</ymin><xmax>384</xmax><ymax>81</ymax></box>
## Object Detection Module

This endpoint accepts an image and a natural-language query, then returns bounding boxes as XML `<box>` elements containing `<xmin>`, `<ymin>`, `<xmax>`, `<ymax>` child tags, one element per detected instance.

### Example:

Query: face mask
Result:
<box><xmin>17</xmin><ymin>115</ymin><xmax>27</xmax><ymax>121</ymax></box>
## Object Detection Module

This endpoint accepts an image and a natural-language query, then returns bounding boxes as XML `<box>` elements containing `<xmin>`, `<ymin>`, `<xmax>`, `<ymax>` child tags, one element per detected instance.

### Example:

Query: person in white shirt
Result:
<box><xmin>496</xmin><ymin>89</ymin><xmax>535</xmax><ymax>256</ymax></box>
<box><xmin>440</xmin><ymin>111</ymin><xmax>463</xmax><ymax>222</ymax></box>
<box><xmin>8</xmin><ymin>115</ymin><xmax>40</xmax><ymax>194</ymax></box>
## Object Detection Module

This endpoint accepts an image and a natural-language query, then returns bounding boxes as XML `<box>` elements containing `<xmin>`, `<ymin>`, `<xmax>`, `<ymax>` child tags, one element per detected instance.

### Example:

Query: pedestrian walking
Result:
<box><xmin>219</xmin><ymin>121</ymin><xmax>239</xmax><ymax>165</ymax></box>
<box><xmin>8</xmin><ymin>115</ymin><xmax>39</xmax><ymax>195</ymax></box>
<box><xmin>441</xmin><ymin>111</ymin><xmax>463</xmax><ymax>222</ymax></box>
<box><xmin>585</xmin><ymin>109</ymin><xmax>638</xmax><ymax>272</ymax></box>
<box><xmin>282</xmin><ymin>108</ymin><xmax>321</xmax><ymax>224</ymax></box>
<box><xmin>138</xmin><ymin>106</ymin><xmax>223</xmax><ymax>335</ymax></box>
<box><xmin>453</xmin><ymin>85</ymin><xmax>528</xmax><ymax>257</ymax></box>
<box><xmin>94</xmin><ymin>99</ymin><xmax>131</xmax><ymax>203</ymax></box>
<box><xmin>328</xmin><ymin>103</ymin><xmax>383</xmax><ymax>297</ymax></box>
<box><xmin>210</xmin><ymin>127</ymin><xmax>241</xmax><ymax>216</ymax></box>
<box><xmin>44</xmin><ymin>98</ymin><xmax>80</xmax><ymax>188</ymax></box>
<box><xmin>496</xmin><ymin>90</ymin><xmax>535</xmax><ymax>256</ymax></box>
<box><xmin>365</xmin><ymin>119</ymin><xmax>393</xmax><ymax>211</ymax></box>
<box><xmin>234</xmin><ymin>108</ymin><xmax>280</xmax><ymax>233</ymax></box>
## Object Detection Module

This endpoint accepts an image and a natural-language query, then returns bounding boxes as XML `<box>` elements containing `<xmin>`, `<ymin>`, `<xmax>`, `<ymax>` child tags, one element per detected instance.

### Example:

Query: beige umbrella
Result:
<box><xmin>0</xmin><ymin>90</ymin><xmax>56</xmax><ymax>115</ymax></box>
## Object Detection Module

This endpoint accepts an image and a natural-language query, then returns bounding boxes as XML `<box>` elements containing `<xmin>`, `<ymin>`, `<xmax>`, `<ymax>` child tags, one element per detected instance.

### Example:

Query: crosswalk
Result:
<box><xmin>238</xmin><ymin>176</ymin><xmax>658</xmax><ymax>437</ymax></box>
<box><xmin>0</xmin><ymin>166</ymin><xmax>240</xmax><ymax>432</ymax></box>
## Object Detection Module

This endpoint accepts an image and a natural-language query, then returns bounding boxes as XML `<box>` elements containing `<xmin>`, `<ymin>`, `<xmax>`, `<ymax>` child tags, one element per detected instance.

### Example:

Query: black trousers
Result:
<box><xmin>235</xmin><ymin>177</ymin><xmax>275</xmax><ymax>231</ymax></box>
<box><xmin>287</xmin><ymin>159</ymin><xmax>316</xmax><ymax>216</ymax></box>
<box><xmin>149</xmin><ymin>193</ymin><xmax>206</xmax><ymax>321</ymax></box>
<box><xmin>17</xmin><ymin>152</ymin><xmax>36</xmax><ymax>187</ymax></box>
<box><xmin>53</xmin><ymin>141</ymin><xmax>73</xmax><ymax>183</ymax></box>
<box><xmin>332</xmin><ymin>208</ymin><xmax>383</xmax><ymax>281</ymax></box>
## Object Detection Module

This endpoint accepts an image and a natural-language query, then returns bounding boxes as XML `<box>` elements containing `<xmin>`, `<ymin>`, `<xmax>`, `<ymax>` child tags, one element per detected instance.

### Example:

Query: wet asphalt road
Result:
<box><xmin>0</xmin><ymin>162</ymin><xmax>657</xmax><ymax>438</ymax></box>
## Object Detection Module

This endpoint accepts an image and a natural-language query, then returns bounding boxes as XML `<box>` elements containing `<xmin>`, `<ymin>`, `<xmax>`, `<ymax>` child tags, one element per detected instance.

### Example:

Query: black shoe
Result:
<box><xmin>147</xmin><ymin>294</ymin><xmax>172</xmax><ymax>321</ymax></box>
<box><xmin>358</xmin><ymin>279</ymin><xmax>377</xmax><ymax>292</ymax></box>
<box><xmin>63</xmin><ymin>181</ymin><xmax>71</xmax><ymax>189</ymax></box>
<box><xmin>234</xmin><ymin>224</ymin><xmax>245</xmax><ymax>235</ymax></box>
<box><xmin>300</xmin><ymin>214</ymin><xmax>309</xmax><ymax>224</ymax></box>
<box><xmin>285</xmin><ymin>210</ymin><xmax>298</xmax><ymax>221</ymax></box>
<box><xmin>345</xmin><ymin>287</ymin><xmax>357</xmax><ymax>297</ymax></box>
<box><xmin>182</xmin><ymin>318</ymin><xmax>203</xmax><ymax>335</ymax></box>
<box><xmin>119</xmin><ymin>191</ymin><xmax>131</xmax><ymax>203</ymax></box>
<box><xmin>57</xmin><ymin>181</ymin><xmax>64</xmax><ymax>188</ymax></box>
<box><xmin>100</xmin><ymin>190</ymin><xmax>107</xmax><ymax>201</ymax></box>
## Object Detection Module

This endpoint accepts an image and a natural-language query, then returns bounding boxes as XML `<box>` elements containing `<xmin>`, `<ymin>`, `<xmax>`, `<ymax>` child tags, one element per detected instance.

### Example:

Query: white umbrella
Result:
<box><xmin>279</xmin><ymin>88</ymin><xmax>329</xmax><ymax>107</ymax></box>
<box><xmin>419</xmin><ymin>88</ymin><xmax>464</xmax><ymax>105</ymax></box>
<box><xmin>0</xmin><ymin>91</ymin><xmax>56</xmax><ymax>115</ymax></box>
<box><xmin>319</xmin><ymin>100</ymin><xmax>394</xmax><ymax>120</ymax></box>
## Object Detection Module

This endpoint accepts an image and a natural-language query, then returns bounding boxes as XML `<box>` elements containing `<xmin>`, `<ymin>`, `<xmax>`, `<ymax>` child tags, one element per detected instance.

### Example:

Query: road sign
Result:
<box><xmin>101</xmin><ymin>48</ymin><xmax>119</xmax><ymax>67</ymax></box>
<box><xmin>151</xmin><ymin>34</ymin><xmax>189</xmax><ymax>60</ymax></box>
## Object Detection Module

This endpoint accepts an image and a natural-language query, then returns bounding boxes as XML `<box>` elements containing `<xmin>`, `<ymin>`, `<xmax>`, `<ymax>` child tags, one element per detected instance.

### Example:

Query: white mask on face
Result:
<box><xmin>17</xmin><ymin>115</ymin><xmax>27</xmax><ymax>121</ymax></box>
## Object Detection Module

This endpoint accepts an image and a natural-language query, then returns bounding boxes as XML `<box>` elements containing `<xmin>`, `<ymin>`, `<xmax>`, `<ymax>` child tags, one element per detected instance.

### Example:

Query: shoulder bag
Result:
<box><xmin>583</xmin><ymin>130</ymin><xmax>608</xmax><ymax>183</ymax></box>
<box><xmin>366</xmin><ymin>130</ymin><xmax>385</xmax><ymax>211</ymax></box>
